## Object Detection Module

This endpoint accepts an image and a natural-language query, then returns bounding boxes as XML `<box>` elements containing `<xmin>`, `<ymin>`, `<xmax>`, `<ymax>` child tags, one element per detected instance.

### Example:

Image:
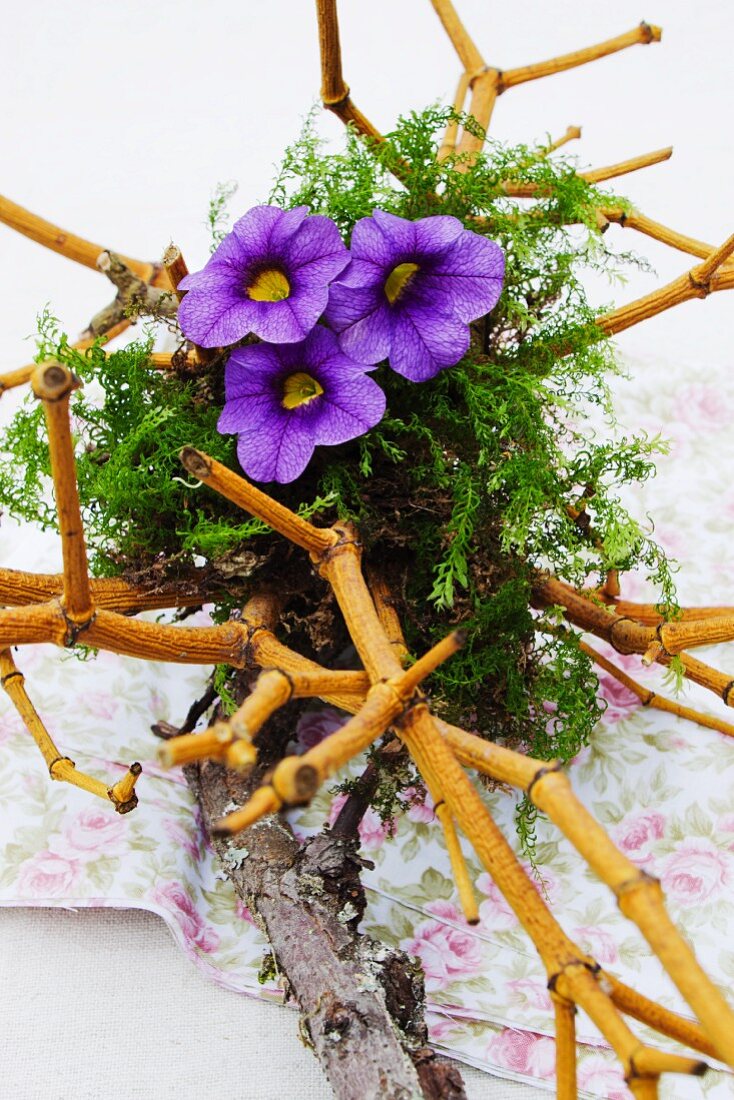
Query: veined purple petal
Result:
<box><xmin>177</xmin><ymin>290</ymin><xmax>258</xmax><ymax>348</ymax></box>
<box><xmin>230</xmin><ymin>205</ymin><xmax>307</xmax><ymax>256</ymax></box>
<box><xmin>421</xmin><ymin>233</ymin><xmax>505</xmax><ymax>321</ymax></box>
<box><xmin>349</xmin><ymin>216</ymin><xmax>399</xmax><ymax>267</ymax></box>
<box><xmin>323</xmin><ymin>211</ymin><xmax>505</xmax><ymax>379</ymax></box>
<box><xmin>244</xmin><ymin>287</ymin><xmax>327</xmax><ymax>344</ymax></box>
<box><xmin>284</xmin><ymin>215</ymin><xmax>350</xmax><ymax>282</ymax></box>
<box><xmin>390</xmin><ymin>306</ymin><xmax>470</xmax><ymax>382</ymax></box>
<box><xmin>178</xmin><ymin>205</ymin><xmax>347</xmax><ymax>348</ymax></box>
<box><xmin>236</xmin><ymin>417</ymin><xmax>316</xmax><ymax>484</ymax></box>
<box><xmin>331</xmin><ymin>257</ymin><xmax>385</xmax><ymax>290</ymax></box>
<box><xmin>327</xmin><ymin>285</ymin><xmax>393</xmax><ymax>364</ymax></box>
<box><xmin>312</xmin><ymin>373</ymin><xmax>386</xmax><ymax>445</ymax></box>
<box><xmin>223</xmin><ymin>345</ymin><xmax>285</xmax><ymax>404</ymax></box>
<box><xmin>178</xmin><ymin>261</ymin><xmax>242</xmax><ymax>294</ymax></box>
<box><xmin>414</xmin><ymin>215</ymin><xmax>465</xmax><ymax>254</ymax></box>
<box><xmin>217</xmin><ymin>392</ymin><xmax>275</xmax><ymax>436</ymax></box>
<box><xmin>371</xmin><ymin>209</ymin><xmax>417</xmax><ymax>254</ymax></box>
<box><xmin>217</xmin><ymin>326</ymin><xmax>386</xmax><ymax>484</ymax></box>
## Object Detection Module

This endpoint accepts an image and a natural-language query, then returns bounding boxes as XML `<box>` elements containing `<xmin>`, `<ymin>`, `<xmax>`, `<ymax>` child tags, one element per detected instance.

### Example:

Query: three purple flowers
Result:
<box><xmin>178</xmin><ymin>204</ymin><xmax>504</xmax><ymax>483</ymax></box>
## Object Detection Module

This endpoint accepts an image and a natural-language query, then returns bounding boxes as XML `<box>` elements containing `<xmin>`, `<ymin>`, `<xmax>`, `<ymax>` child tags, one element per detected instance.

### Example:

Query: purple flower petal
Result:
<box><xmin>283</xmin><ymin>215</ymin><xmax>350</xmax><ymax>283</ymax></box>
<box><xmin>325</xmin><ymin>284</ymin><xmax>392</xmax><ymax>364</ymax></box>
<box><xmin>177</xmin><ymin>290</ymin><xmax>259</xmax><ymax>348</ymax></box>
<box><xmin>326</xmin><ymin>211</ymin><xmax>504</xmax><ymax>379</ymax></box>
<box><xmin>390</xmin><ymin>307</ymin><xmax>470</xmax><ymax>382</ymax></box>
<box><xmin>231</xmin><ymin>205</ymin><xmax>308</xmax><ymax>255</ymax></box>
<box><xmin>420</xmin><ymin>233</ymin><xmax>505</xmax><ymax>321</ymax></box>
<box><xmin>236</xmin><ymin>417</ymin><xmax>316</xmax><ymax>484</ymax></box>
<box><xmin>217</xmin><ymin>327</ymin><xmax>386</xmax><ymax>483</ymax></box>
<box><xmin>178</xmin><ymin>205</ymin><xmax>347</xmax><ymax>348</ymax></box>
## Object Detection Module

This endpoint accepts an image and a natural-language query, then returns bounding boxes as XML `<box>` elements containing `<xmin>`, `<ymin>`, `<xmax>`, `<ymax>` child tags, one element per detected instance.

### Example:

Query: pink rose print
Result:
<box><xmin>573</xmin><ymin>924</ymin><xmax>618</xmax><ymax>966</ymax></box>
<box><xmin>597</xmin><ymin>672</ymin><xmax>639</xmax><ymax>724</ymax></box>
<box><xmin>17</xmin><ymin>850</ymin><xmax>82</xmax><ymax>898</ymax></box>
<box><xmin>235</xmin><ymin>900</ymin><xmax>257</xmax><ymax>925</ymax></box>
<box><xmin>486</xmin><ymin>1029</ymin><xmax>555</xmax><ymax>1078</ymax></box>
<box><xmin>612</xmin><ymin>811</ymin><xmax>665</xmax><ymax>868</ymax></box>
<box><xmin>477</xmin><ymin>865</ymin><xmax>558</xmax><ymax>934</ymax></box>
<box><xmin>505</xmin><ymin>977</ymin><xmax>553</xmax><ymax>1012</ymax></box>
<box><xmin>295</xmin><ymin>707</ymin><xmax>347</xmax><ymax>750</ymax></box>
<box><xmin>327</xmin><ymin>793</ymin><xmax>394</xmax><ymax>850</ymax></box>
<box><xmin>162</xmin><ymin>816</ymin><xmax>201</xmax><ymax>860</ymax></box>
<box><xmin>661</xmin><ymin>839</ymin><xmax>732</xmax><ymax>906</ymax></box>
<box><xmin>82</xmin><ymin>691</ymin><xmax>119</xmax><ymax>721</ymax></box>
<box><xmin>151</xmin><ymin>881</ymin><xmax>220</xmax><ymax>953</ymax></box>
<box><xmin>577</xmin><ymin>1054</ymin><xmax>631</xmax><ymax>1099</ymax></box>
<box><xmin>404</xmin><ymin>907</ymin><xmax>483</xmax><ymax>991</ymax></box>
<box><xmin>476</xmin><ymin>871</ymin><xmax>518</xmax><ymax>932</ymax></box>
<box><xmin>63</xmin><ymin>806</ymin><xmax>127</xmax><ymax>855</ymax></box>
<box><xmin>672</xmin><ymin>383</ymin><xmax>732</xmax><ymax>432</ymax></box>
<box><xmin>401</xmin><ymin>786</ymin><xmax>436</xmax><ymax>824</ymax></box>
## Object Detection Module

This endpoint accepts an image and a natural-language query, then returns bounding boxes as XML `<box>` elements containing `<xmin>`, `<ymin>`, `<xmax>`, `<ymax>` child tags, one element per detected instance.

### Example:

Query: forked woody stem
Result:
<box><xmin>162</xmin><ymin>244</ymin><xmax>215</xmax><ymax>366</ymax></box>
<box><xmin>0</xmin><ymin>193</ymin><xmax>169</xmax><ymax>292</ymax></box>
<box><xmin>0</xmin><ymin>649</ymin><xmax>141</xmax><ymax>811</ymax></box>
<box><xmin>553</xmin><ymin>995</ymin><xmax>578</xmax><ymax>1100</ymax></box>
<box><xmin>31</xmin><ymin>363</ymin><xmax>94</xmax><ymax>626</ymax></box>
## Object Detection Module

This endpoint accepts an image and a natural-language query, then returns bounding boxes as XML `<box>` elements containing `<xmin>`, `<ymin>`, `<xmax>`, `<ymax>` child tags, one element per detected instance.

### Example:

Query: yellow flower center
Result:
<box><xmin>246</xmin><ymin>267</ymin><xmax>291</xmax><ymax>302</ymax></box>
<box><xmin>384</xmin><ymin>262</ymin><xmax>419</xmax><ymax>305</ymax></box>
<box><xmin>281</xmin><ymin>372</ymin><xmax>324</xmax><ymax>410</ymax></box>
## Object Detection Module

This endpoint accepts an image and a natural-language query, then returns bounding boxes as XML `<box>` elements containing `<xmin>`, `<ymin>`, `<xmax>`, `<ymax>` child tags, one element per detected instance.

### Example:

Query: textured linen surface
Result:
<box><xmin>1</xmin><ymin>351</ymin><xmax>734</xmax><ymax>1100</ymax></box>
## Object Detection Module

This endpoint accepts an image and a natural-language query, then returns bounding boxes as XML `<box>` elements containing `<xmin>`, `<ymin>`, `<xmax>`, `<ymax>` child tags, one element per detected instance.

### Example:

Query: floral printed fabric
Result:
<box><xmin>2</xmin><ymin>353</ymin><xmax>734</xmax><ymax>1099</ymax></box>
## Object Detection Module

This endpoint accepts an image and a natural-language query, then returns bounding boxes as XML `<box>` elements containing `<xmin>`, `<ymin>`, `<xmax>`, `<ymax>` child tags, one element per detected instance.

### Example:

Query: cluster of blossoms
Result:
<box><xmin>179</xmin><ymin>205</ymin><xmax>504</xmax><ymax>483</ymax></box>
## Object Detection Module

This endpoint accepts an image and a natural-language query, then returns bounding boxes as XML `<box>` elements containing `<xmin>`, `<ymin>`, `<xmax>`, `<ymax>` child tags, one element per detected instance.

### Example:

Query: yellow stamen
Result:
<box><xmin>384</xmin><ymin>262</ymin><xmax>419</xmax><ymax>305</ymax></box>
<box><xmin>247</xmin><ymin>268</ymin><xmax>291</xmax><ymax>302</ymax></box>
<box><xmin>282</xmin><ymin>372</ymin><xmax>324</xmax><ymax>410</ymax></box>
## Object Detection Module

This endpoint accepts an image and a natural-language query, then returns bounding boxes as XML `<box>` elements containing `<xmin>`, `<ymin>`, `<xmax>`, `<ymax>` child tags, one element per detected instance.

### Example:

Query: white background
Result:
<box><xmin>1</xmin><ymin>2</ymin><xmax>733</xmax><ymax>1097</ymax></box>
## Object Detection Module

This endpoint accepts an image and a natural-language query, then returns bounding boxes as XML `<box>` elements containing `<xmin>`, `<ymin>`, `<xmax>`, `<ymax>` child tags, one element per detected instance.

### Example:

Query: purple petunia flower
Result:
<box><xmin>218</xmin><ymin>326</ymin><xmax>386</xmax><ymax>484</ymax></box>
<box><xmin>325</xmin><ymin>210</ymin><xmax>504</xmax><ymax>382</ymax></box>
<box><xmin>177</xmin><ymin>205</ymin><xmax>350</xmax><ymax>348</ymax></box>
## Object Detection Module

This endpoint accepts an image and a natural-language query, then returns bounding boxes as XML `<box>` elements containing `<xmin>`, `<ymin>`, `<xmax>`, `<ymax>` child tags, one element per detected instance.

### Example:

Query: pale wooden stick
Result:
<box><xmin>0</xmin><ymin>649</ymin><xmax>141</xmax><ymax>811</ymax></box>
<box><xmin>162</xmin><ymin>244</ymin><xmax>215</xmax><ymax>365</ymax></box>
<box><xmin>540</xmin><ymin>125</ymin><xmax>582</xmax><ymax>156</ymax></box>
<box><xmin>428</xmin><ymin>0</ymin><xmax>484</xmax><ymax>71</ymax></box>
<box><xmin>179</xmin><ymin>448</ymin><xmax>338</xmax><ymax>556</ymax></box>
<box><xmin>582</xmin><ymin>641</ymin><xmax>734</xmax><ymax>739</ymax></box>
<box><xmin>31</xmin><ymin>364</ymin><xmax>94</xmax><ymax>625</ymax></box>
<box><xmin>499</xmin><ymin>22</ymin><xmax>661</xmax><ymax>90</ymax></box>
<box><xmin>598</xmin><ymin>232</ymin><xmax>734</xmax><ymax>337</ymax></box>
<box><xmin>437</xmin><ymin>71</ymin><xmax>471</xmax><ymax>162</ymax></box>
<box><xmin>553</xmin><ymin>996</ymin><xmax>578</xmax><ymax>1100</ymax></box>
<box><xmin>314</xmin><ymin>0</ymin><xmax>384</xmax><ymax>142</ymax></box>
<box><xmin>0</xmin><ymin>193</ymin><xmax>167</xmax><ymax>285</ymax></box>
<box><xmin>503</xmin><ymin>147</ymin><xmax>672</xmax><ymax>197</ymax></box>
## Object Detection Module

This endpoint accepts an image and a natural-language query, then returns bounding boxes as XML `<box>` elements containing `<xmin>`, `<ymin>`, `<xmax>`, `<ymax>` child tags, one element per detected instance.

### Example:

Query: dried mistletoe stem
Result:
<box><xmin>31</xmin><ymin>364</ymin><xmax>94</xmax><ymax>625</ymax></box>
<box><xmin>0</xmin><ymin>648</ymin><xmax>140</xmax><ymax>811</ymax></box>
<box><xmin>581</xmin><ymin>641</ymin><xmax>734</xmax><ymax>739</ymax></box>
<box><xmin>0</xmin><ymin>565</ymin><xmax>219</xmax><ymax>613</ymax></box>
<box><xmin>553</xmin><ymin>996</ymin><xmax>577</xmax><ymax>1100</ymax></box>
<box><xmin>437</xmin><ymin>71</ymin><xmax>471</xmax><ymax>161</ymax></box>
<box><xmin>597</xmin><ymin>232</ymin><xmax>734</xmax><ymax>337</ymax></box>
<box><xmin>499</xmin><ymin>22</ymin><xmax>661</xmax><ymax>90</ymax></box>
<box><xmin>314</xmin><ymin>0</ymin><xmax>384</xmax><ymax>142</ymax></box>
<box><xmin>541</xmin><ymin>125</ymin><xmax>582</xmax><ymax>156</ymax></box>
<box><xmin>180</xmin><ymin>447</ymin><xmax>338</xmax><ymax>555</ymax></box>
<box><xmin>0</xmin><ymin>193</ymin><xmax>166</xmax><ymax>284</ymax></box>
<box><xmin>503</xmin><ymin>147</ymin><xmax>672</xmax><ymax>198</ymax></box>
<box><xmin>428</xmin><ymin>0</ymin><xmax>483</xmax><ymax>71</ymax></box>
<box><xmin>601</xmin><ymin>208</ymin><xmax>724</xmax><ymax>262</ymax></box>
<box><xmin>162</xmin><ymin>244</ymin><xmax>215</xmax><ymax>365</ymax></box>
<box><xmin>604</xmin><ymin>975</ymin><xmax>718</xmax><ymax>1060</ymax></box>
